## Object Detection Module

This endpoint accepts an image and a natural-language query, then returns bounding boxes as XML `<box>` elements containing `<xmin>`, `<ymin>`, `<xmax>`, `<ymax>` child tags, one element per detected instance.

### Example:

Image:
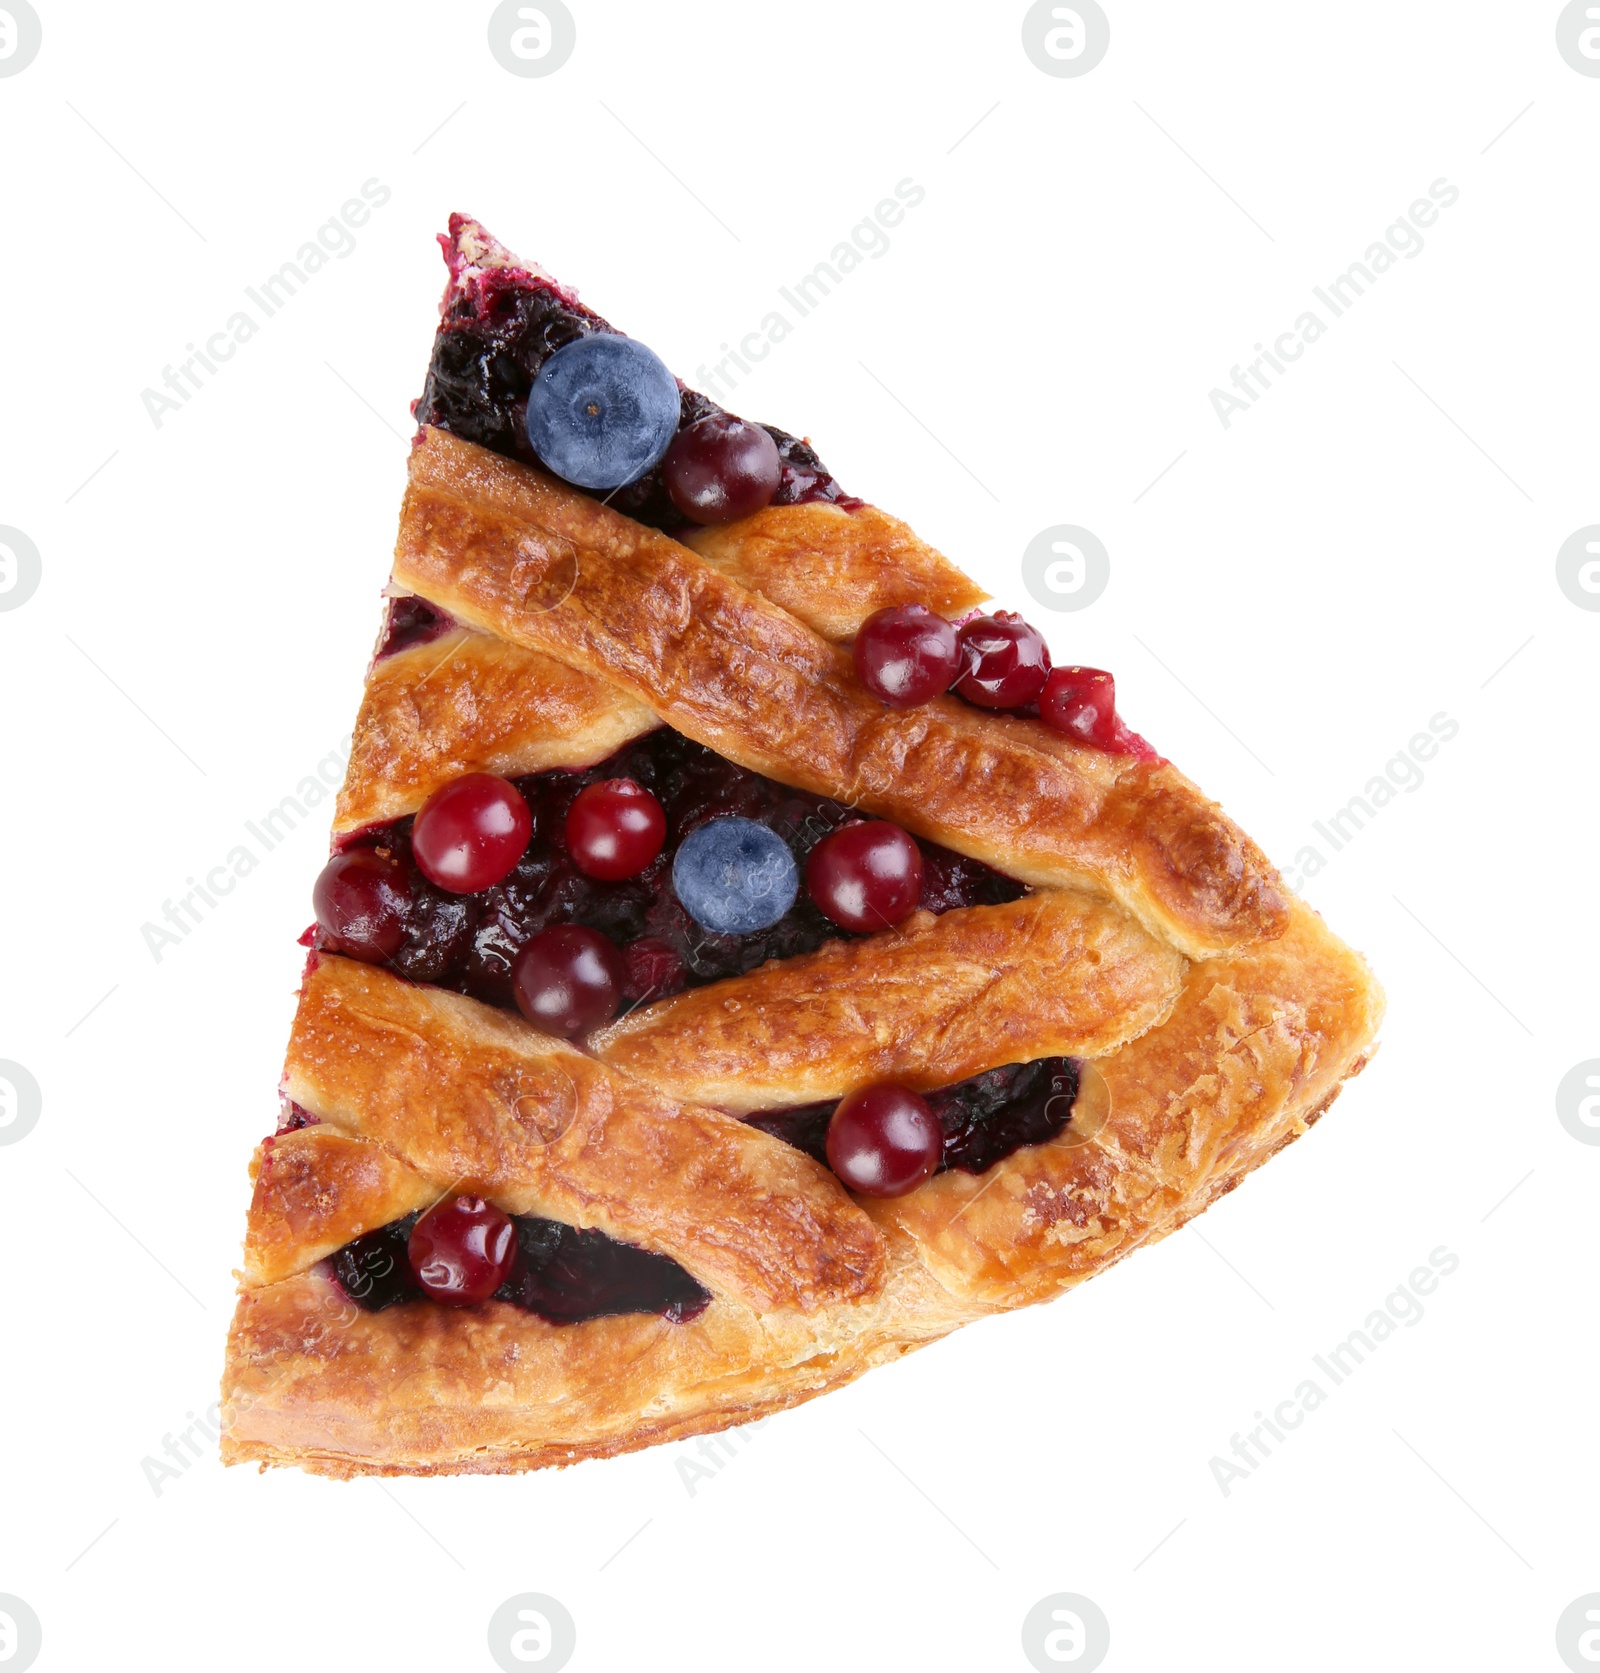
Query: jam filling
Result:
<box><xmin>328</xmin><ymin>1211</ymin><xmax>711</xmax><ymax>1324</ymax></box>
<box><xmin>415</xmin><ymin>248</ymin><xmax>856</xmax><ymax>534</ymax></box>
<box><xmin>374</xmin><ymin>594</ymin><xmax>457</xmax><ymax>661</ymax></box>
<box><xmin>330</xmin><ymin>725</ymin><xmax>1026</xmax><ymax>1014</ymax></box>
<box><xmin>747</xmin><ymin>1057</ymin><xmax>1081</xmax><ymax>1178</ymax></box>
<box><xmin>276</xmin><ymin>1101</ymin><xmax>318</xmax><ymax>1134</ymax></box>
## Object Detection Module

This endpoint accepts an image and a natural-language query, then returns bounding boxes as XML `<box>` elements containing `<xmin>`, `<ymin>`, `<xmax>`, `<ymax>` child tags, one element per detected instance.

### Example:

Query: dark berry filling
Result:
<box><xmin>415</xmin><ymin>250</ymin><xmax>856</xmax><ymax>533</ymax></box>
<box><xmin>325</xmin><ymin>726</ymin><xmax>1026</xmax><ymax>1014</ymax></box>
<box><xmin>374</xmin><ymin>594</ymin><xmax>456</xmax><ymax>661</ymax></box>
<box><xmin>276</xmin><ymin>1101</ymin><xmax>318</xmax><ymax>1134</ymax></box>
<box><xmin>327</xmin><ymin>1211</ymin><xmax>710</xmax><ymax>1324</ymax></box>
<box><xmin>745</xmin><ymin>1056</ymin><xmax>1081</xmax><ymax>1179</ymax></box>
<box><xmin>496</xmin><ymin>1217</ymin><xmax>709</xmax><ymax>1324</ymax></box>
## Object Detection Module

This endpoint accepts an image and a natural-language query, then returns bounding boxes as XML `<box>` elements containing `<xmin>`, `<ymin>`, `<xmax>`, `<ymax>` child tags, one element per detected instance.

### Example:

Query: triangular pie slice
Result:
<box><xmin>220</xmin><ymin>217</ymin><xmax>1384</xmax><ymax>1476</ymax></box>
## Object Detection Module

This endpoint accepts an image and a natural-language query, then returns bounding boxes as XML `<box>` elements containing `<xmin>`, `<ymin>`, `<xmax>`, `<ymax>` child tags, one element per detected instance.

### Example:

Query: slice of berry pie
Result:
<box><xmin>219</xmin><ymin>216</ymin><xmax>1384</xmax><ymax>1476</ymax></box>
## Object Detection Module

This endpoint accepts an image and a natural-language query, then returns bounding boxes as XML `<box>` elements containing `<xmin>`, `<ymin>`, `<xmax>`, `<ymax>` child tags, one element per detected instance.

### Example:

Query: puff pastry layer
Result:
<box><xmin>589</xmin><ymin>891</ymin><xmax>1187</xmax><ymax>1111</ymax></box>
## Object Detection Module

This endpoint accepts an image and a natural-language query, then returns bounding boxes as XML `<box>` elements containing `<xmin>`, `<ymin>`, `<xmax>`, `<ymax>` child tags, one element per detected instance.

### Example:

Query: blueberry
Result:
<box><xmin>524</xmin><ymin>335</ymin><xmax>681</xmax><ymax>490</ymax></box>
<box><xmin>672</xmin><ymin>818</ymin><xmax>798</xmax><ymax>935</ymax></box>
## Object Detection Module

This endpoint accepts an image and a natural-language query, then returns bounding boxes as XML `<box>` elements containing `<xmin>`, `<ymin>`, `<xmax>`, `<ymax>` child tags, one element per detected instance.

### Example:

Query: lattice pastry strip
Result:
<box><xmin>337</xmin><ymin>493</ymin><xmax>984</xmax><ymax>834</ymax></box>
<box><xmin>590</xmin><ymin>891</ymin><xmax>1187</xmax><ymax>1110</ymax></box>
<box><xmin>394</xmin><ymin>428</ymin><xmax>1286</xmax><ymax>961</ymax></box>
<box><xmin>283</xmin><ymin>954</ymin><xmax>884</xmax><ymax>1313</ymax></box>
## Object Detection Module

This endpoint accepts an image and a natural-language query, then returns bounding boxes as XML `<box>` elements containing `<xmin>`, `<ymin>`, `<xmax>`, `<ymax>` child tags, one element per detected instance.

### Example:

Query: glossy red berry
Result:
<box><xmin>411</xmin><ymin>774</ymin><xmax>532</xmax><ymax>894</ymax></box>
<box><xmin>565</xmin><ymin>778</ymin><xmax>667</xmax><ymax>880</ymax></box>
<box><xmin>853</xmin><ymin>604</ymin><xmax>961</xmax><ymax>707</ymax></box>
<box><xmin>407</xmin><ymin>1195</ymin><xmax>517</xmax><ymax>1304</ymax></box>
<box><xmin>1040</xmin><ymin>666</ymin><xmax>1120</xmax><ymax>748</ymax></box>
<box><xmin>805</xmin><ymin>821</ymin><xmax>924</xmax><ymax>932</ymax></box>
<box><xmin>512</xmin><ymin>924</ymin><xmax>625</xmax><ymax>1036</ymax></box>
<box><xmin>312</xmin><ymin>849</ymin><xmax>410</xmax><ymax>962</ymax></box>
<box><xmin>825</xmin><ymin>1084</ymin><xmax>943</xmax><ymax>1197</ymax></box>
<box><xmin>954</xmin><ymin>612</ymin><xmax>1052</xmax><ymax>709</ymax></box>
<box><xmin>661</xmin><ymin>414</ymin><xmax>782</xmax><ymax>524</ymax></box>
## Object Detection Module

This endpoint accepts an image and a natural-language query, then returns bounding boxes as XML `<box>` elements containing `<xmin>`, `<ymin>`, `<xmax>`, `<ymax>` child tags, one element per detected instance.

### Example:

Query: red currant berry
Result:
<box><xmin>511</xmin><ymin>925</ymin><xmax>624</xmax><ymax>1037</ymax></box>
<box><xmin>411</xmin><ymin>774</ymin><xmax>532</xmax><ymax>894</ymax></box>
<box><xmin>1040</xmin><ymin>666</ymin><xmax>1120</xmax><ymax>748</ymax></box>
<box><xmin>565</xmin><ymin>778</ymin><xmax>666</xmax><ymax>881</ymax></box>
<box><xmin>954</xmin><ymin>612</ymin><xmax>1052</xmax><ymax>709</ymax></box>
<box><xmin>852</xmin><ymin>604</ymin><xmax>961</xmax><ymax>707</ymax></box>
<box><xmin>825</xmin><ymin>1084</ymin><xmax>943</xmax><ymax>1197</ymax></box>
<box><xmin>312</xmin><ymin>849</ymin><xmax>410</xmax><ymax>962</ymax></box>
<box><xmin>661</xmin><ymin>414</ymin><xmax>782</xmax><ymax>524</ymax></box>
<box><xmin>805</xmin><ymin>821</ymin><xmax>924</xmax><ymax>933</ymax></box>
<box><xmin>407</xmin><ymin>1195</ymin><xmax>517</xmax><ymax>1303</ymax></box>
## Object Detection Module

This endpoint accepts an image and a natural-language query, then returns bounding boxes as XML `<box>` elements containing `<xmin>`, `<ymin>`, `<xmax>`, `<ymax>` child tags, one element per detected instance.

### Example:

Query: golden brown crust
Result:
<box><xmin>337</xmin><ymin>628</ymin><xmax>655</xmax><ymax>832</ymax></box>
<box><xmin>221</xmin><ymin>1241</ymin><xmax>966</xmax><ymax>1477</ymax></box>
<box><xmin>681</xmin><ymin>501</ymin><xmax>987</xmax><ymax>640</ymax></box>
<box><xmin>222</xmin><ymin>903</ymin><xmax>1381</xmax><ymax>1476</ymax></box>
<box><xmin>866</xmin><ymin>901</ymin><xmax>1384</xmax><ymax>1307</ymax></box>
<box><xmin>590</xmin><ymin>891</ymin><xmax>1187</xmax><ymax>1111</ymax></box>
<box><xmin>391</xmin><ymin>429</ymin><xmax>1288</xmax><ymax>958</ymax></box>
<box><xmin>283</xmin><ymin>955</ymin><xmax>885</xmax><ymax>1312</ymax></box>
<box><xmin>241</xmin><ymin>1127</ymin><xmax>438</xmax><ymax>1287</ymax></box>
<box><xmin>336</xmin><ymin>506</ymin><xmax>980</xmax><ymax>831</ymax></box>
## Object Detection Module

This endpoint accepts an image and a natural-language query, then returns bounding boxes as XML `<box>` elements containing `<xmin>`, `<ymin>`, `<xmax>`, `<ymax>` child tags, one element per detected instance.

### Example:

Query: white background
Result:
<box><xmin>1</xmin><ymin>3</ymin><xmax>1596</xmax><ymax>1669</ymax></box>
